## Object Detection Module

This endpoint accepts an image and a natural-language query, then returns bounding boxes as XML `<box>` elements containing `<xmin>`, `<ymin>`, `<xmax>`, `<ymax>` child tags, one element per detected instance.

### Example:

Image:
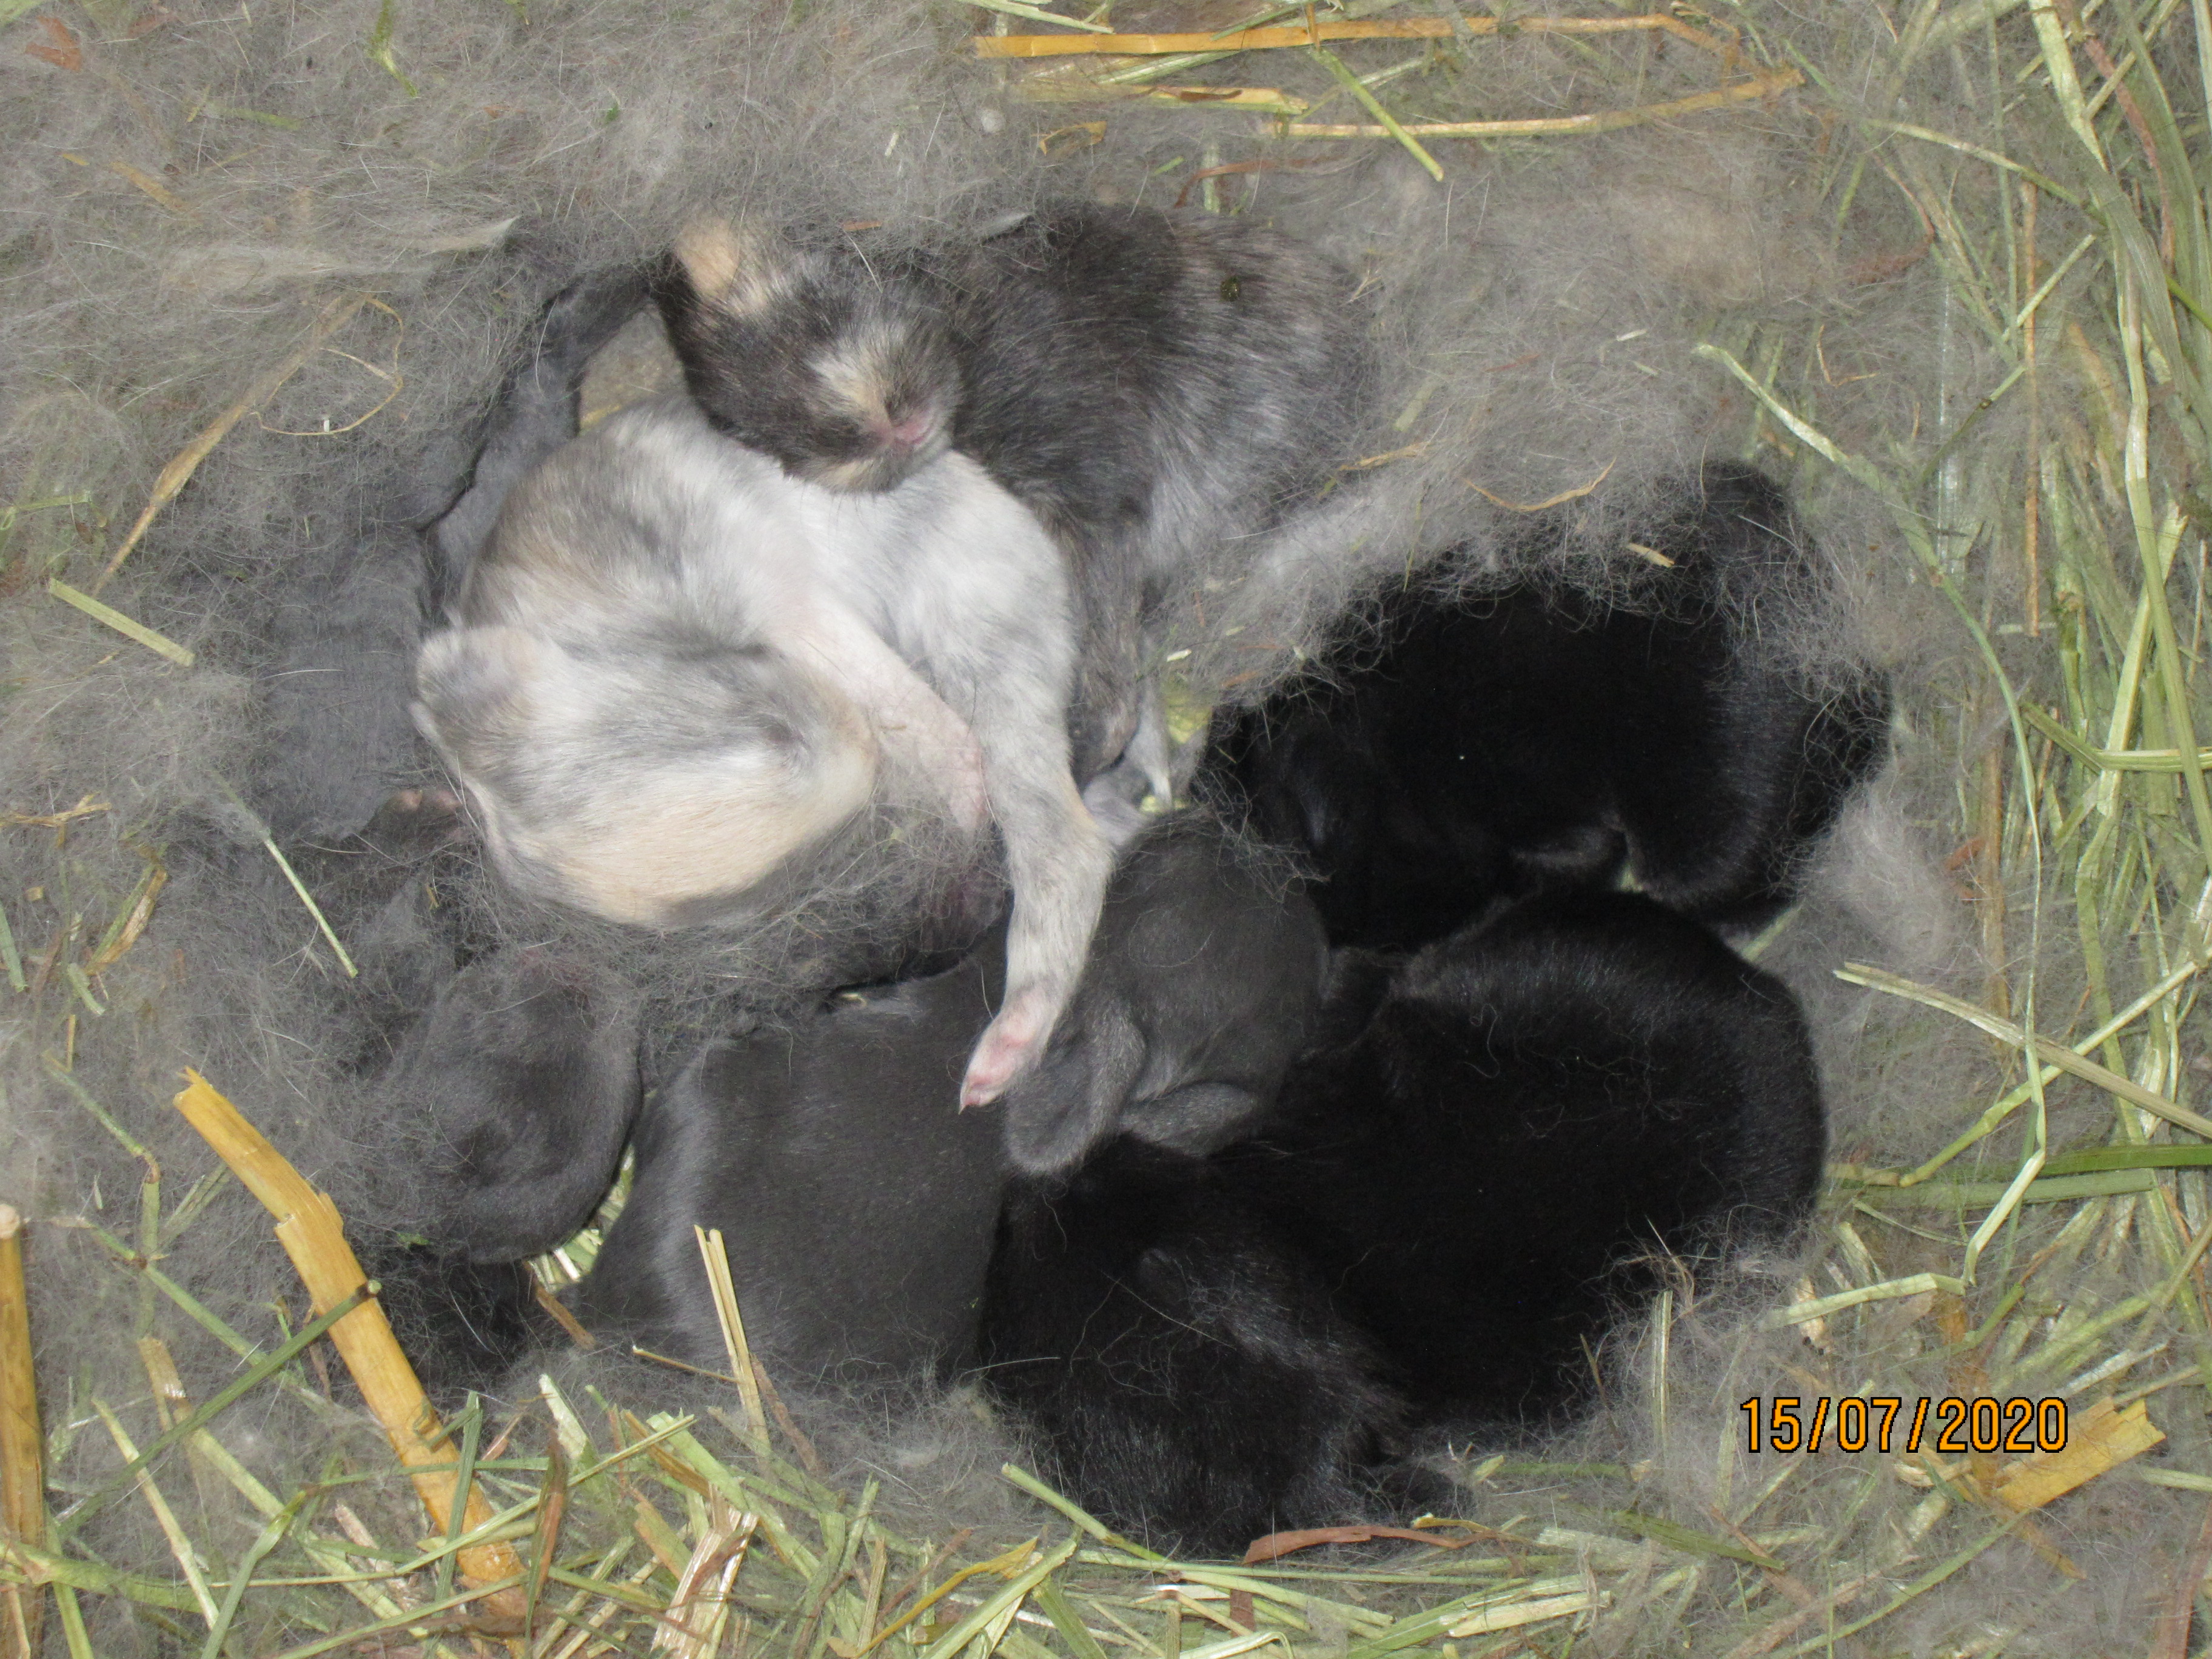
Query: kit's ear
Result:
<box><xmin>997</xmin><ymin>999</ymin><xmax>1146</xmax><ymax>1176</ymax></box>
<box><xmin>669</xmin><ymin>215</ymin><xmax>793</xmax><ymax>317</ymax></box>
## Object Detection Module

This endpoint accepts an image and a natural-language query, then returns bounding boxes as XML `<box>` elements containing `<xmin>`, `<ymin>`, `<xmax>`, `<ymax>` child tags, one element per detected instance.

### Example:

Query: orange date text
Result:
<box><xmin>1738</xmin><ymin>1395</ymin><xmax>2066</xmax><ymax>1455</ymax></box>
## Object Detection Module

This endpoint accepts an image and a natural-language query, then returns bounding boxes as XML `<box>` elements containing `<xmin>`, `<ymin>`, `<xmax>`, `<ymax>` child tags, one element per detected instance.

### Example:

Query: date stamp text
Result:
<box><xmin>1740</xmin><ymin>1396</ymin><xmax>2068</xmax><ymax>1455</ymax></box>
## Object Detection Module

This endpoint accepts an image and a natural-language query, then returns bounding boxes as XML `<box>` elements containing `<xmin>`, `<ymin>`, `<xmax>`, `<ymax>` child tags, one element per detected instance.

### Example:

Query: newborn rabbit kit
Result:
<box><xmin>4</xmin><ymin>0</ymin><xmax>2203</xmax><ymax>1652</ymax></box>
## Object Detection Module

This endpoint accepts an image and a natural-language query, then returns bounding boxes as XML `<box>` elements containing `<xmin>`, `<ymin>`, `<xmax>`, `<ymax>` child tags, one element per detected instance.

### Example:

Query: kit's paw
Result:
<box><xmin>364</xmin><ymin>786</ymin><xmax>469</xmax><ymax>853</ymax></box>
<box><xmin>960</xmin><ymin>984</ymin><xmax>1057</xmax><ymax>1108</ymax></box>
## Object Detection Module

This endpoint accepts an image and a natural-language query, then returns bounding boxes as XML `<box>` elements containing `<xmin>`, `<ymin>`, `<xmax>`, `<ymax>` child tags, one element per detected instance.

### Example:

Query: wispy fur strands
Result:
<box><xmin>4</xmin><ymin>1</ymin><xmax>2201</xmax><ymax>1651</ymax></box>
<box><xmin>417</xmin><ymin>389</ymin><xmax>1116</xmax><ymax>1103</ymax></box>
<box><xmin>394</xmin><ymin>813</ymin><xmax>1322</xmax><ymax>1391</ymax></box>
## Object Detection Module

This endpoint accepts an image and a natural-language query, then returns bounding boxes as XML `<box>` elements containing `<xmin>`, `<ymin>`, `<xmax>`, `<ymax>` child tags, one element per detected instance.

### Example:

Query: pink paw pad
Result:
<box><xmin>366</xmin><ymin>786</ymin><xmax>471</xmax><ymax>852</ymax></box>
<box><xmin>960</xmin><ymin>988</ymin><xmax>1054</xmax><ymax>1107</ymax></box>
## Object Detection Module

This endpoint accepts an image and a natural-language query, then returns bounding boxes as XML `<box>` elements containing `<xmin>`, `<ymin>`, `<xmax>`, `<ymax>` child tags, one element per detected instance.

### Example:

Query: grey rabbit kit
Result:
<box><xmin>361</xmin><ymin>199</ymin><xmax>1884</xmax><ymax>1552</ymax></box>
<box><xmin>652</xmin><ymin>202</ymin><xmax>1379</xmax><ymax>789</ymax></box>
<box><xmin>414</xmin><ymin>389</ymin><xmax>1111</xmax><ymax>1107</ymax></box>
<box><xmin>415</xmin><ymin>201</ymin><xmax>1378</xmax><ymax>1107</ymax></box>
<box><xmin>574</xmin><ymin>813</ymin><xmax>1329</xmax><ymax>1385</ymax></box>
<box><xmin>394</xmin><ymin>203</ymin><xmax>1369</xmax><ymax>1119</ymax></box>
<box><xmin>372</xmin><ymin>810</ymin><xmax>1332</xmax><ymax>1393</ymax></box>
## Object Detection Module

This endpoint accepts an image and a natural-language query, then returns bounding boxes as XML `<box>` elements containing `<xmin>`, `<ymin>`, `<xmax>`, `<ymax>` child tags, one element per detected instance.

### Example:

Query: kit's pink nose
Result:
<box><xmin>873</xmin><ymin>409</ymin><xmax>939</xmax><ymax>451</ymax></box>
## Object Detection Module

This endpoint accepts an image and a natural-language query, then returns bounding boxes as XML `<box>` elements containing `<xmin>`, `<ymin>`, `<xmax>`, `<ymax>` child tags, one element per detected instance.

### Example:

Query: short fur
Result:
<box><xmin>338</xmin><ymin>916</ymin><xmax>640</xmax><ymax>1410</ymax></box>
<box><xmin>5</xmin><ymin>0</ymin><xmax>2190</xmax><ymax>1639</ymax></box>
<box><xmin>412</xmin><ymin>814</ymin><xmax>1323</xmax><ymax>1386</ymax></box>
<box><xmin>414</xmin><ymin>394</ymin><xmax>1115</xmax><ymax>1102</ymax></box>
<box><xmin>1199</xmin><ymin>466</ymin><xmax>1893</xmax><ymax>949</ymax></box>
<box><xmin>655</xmin><ymin>204</ymin><xmax>1376</xmax><ymax>780</ymax></box>
<box><xmin>374</xmin><ymin>943</ymin><xmax>642</xmax><ymax>1265</ymax></box>
<box><xmin>981</xmin><ymin>891</ymin><xmax>1826</xmax><ymax>1555</ymax></box>
<box><xmin>1239</xmin><ymin>890</ymin><xmax>1827</xmax><ymax>1422</ymax></box>
<box><xmin>424</xmin><ymin>264</ymin><xmax>659</xmax><ymax>603</ymax></box>
<box><xmin>982</xmin><ymin>1138</ymin><xmax>1415</xmax><ymax>1558</ymax></box>
<box><xmin>997</xmin><ymin>816</ymin><xmax>1327</xmax><ymax>1175</ymax></box>
<box><xmin>259</xmin><ymin>267</ymin><xmax>652</xmax><ymax>843</ymax></box>
<box><xmin>578</xmin><ymin>948</ymin><xmax>1007</xmax><ymax>1384</ymax></box>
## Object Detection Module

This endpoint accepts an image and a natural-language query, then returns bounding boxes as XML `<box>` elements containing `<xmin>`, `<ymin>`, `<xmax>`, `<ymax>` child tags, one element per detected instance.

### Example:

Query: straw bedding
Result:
<box><xmin>4</xmin><ymin>0</ymin><xmax>2211</xmax><ymax>1653</ymax></box>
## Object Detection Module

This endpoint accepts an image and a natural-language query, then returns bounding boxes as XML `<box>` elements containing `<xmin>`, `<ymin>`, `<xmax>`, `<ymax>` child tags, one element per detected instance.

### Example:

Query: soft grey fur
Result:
<box><xmin>378</xmin><ymin>944</ymin><xmax>642</xmax><ymax>1264</ymax></box>
<box><xmin>998</xmin><ymin>816</ymin><xmax>1328</xmax><ymax>1175</ymax></box>
<box><xmin>8</xmin><ymin>0</ymin><xmax>2186</xmax><ymax>1646</ymax></box>
<box><xmin>415</xmin><ymin>394</ymin><xmax>1114</xmax><ymax>1104</ymax></box>
<box><xmin>655</xmin><ymin>204</ymin><xmax>1381</xmax><ymax>788</ymax></box>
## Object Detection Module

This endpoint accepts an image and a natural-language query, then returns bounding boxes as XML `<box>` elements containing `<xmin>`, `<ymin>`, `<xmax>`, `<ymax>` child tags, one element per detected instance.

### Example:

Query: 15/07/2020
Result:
<box><xmin>1740</xmin><ymin>1396</ymin><xmax>2066</xmax><ymax>1454</ymax></box>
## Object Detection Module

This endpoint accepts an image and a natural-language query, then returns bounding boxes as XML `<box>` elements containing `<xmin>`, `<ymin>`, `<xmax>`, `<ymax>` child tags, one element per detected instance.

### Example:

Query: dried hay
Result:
<box><xmin>4</xmin><ymin>0</ymin><xmax>2212</xmax><ymax>1654</ymax></box>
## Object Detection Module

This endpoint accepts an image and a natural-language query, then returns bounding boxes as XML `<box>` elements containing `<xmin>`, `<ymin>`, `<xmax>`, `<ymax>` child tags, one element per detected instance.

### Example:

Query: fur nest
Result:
<box><xmin>2</xmin><ymin>1</ymin><xmax>2211</xmax><ymax>1654</ymax></box>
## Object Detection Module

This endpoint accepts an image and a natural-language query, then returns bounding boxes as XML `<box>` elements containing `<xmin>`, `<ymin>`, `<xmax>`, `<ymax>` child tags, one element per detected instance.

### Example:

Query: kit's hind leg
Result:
<box><xmin>954</xmin><ymin>712</ymin><xmax>1113</xmax><ymax>1107</ymax></box>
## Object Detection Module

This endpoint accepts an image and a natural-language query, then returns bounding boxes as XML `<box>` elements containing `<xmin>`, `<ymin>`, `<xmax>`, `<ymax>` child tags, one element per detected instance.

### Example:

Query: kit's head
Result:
<box><xmin>655</xmin><ymin>216</ymin><xmax>959</xmax><ymax>494</ymax></box>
